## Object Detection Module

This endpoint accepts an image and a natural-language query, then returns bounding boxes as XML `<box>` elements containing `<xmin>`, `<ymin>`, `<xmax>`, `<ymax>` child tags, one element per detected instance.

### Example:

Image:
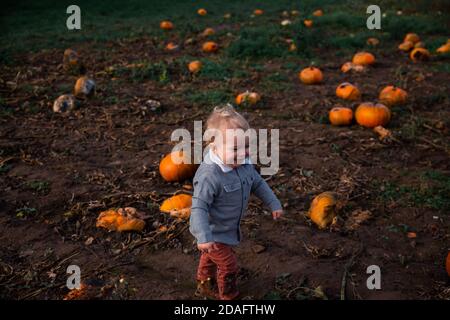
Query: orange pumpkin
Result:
<box><xmin>352</xmin><ymin>52</ymin><xmax>375</xmax><ymax>66</ymax></box>
<box><xmin>436</xmin><ymin>42</ymin><xmax>450</xmax><ymax>54</ymax></box>
<box><xmin>410</xmin><ymin>47</ymin><xmax>430</xmax><ymax>62</ymax></box>
<box><xmin>307</xmin><ymin>192</ymin><xmax>338</xmax><ymax>229</ymax></box>
<box><xmin>366</xmin><ymin>37</ymin><xmax>379</xmax><ymax>46</ymax></box>
<box><xmin>254</xmin><ymin>9</ymin><xmax>264</xmax><ymax>15</ymax></box>
<box><xmin>74</xmin><ymin>76</ymin><xmax>95</xmax><ymax>98</ymax></box>
<box><xmin>160</xmin><ymin>194</ymin><xmax>192</xmax><ymax>219</ymax></box>
<box><xmin>379</xmin><ymin>86</ymin><xmax>407</xmax><ymax>106</ymax></box>
<box><xmin>398</xmin><ymin>41</ymin><xmax>414</xmax><ymax>52</ymax></box>
<box><xmin>304</xmin><ymin>19</ymin><xmax>313</xmax><ymax>28</ymax></box>
<box><xmin>160</xmin><ymin>21</ymin><xmax>174</xmax><ymax>30</ymax></box>
<box><xmin>355</xmin><ymin>102</ymin><xmax>391</xmax><ymax>128</ymax></box>
<box><xmin>329</xmin><ymin>107</ymin><xmax>353</xmax><ymax>126</ymax></box>
<box><xmin>96</xmin><ymin>207</ymin><xmax>145</xmax><ymax>232</ymax></box>
<box><xmin>336</xmin><ymin>82</ymin><xmax>361</xmax><ymax>101</ymax></box>
<box><xmin>404</xmin><ymin>33</ymin><xmax>420</xmax><ymax>44</ymax></box>
<box><xmin>197</xmin><ymin>8</ymin><xmax>207</xmax><ymax>16</ymax></box>
<box><xmin>235</xmin><ymin>91</ymin><xmax>261</xmax><ymax>105</ymax></box>
<box><xmin>341</xmin><ymin>62</ymin><xmax>366</xmax><ymax>73</ymax></box>
<box><xmin>188</xmin><ymin>60</ymin><xmax>202</xmax><ymax>73</ymax></box>
<box><xmin>313</xmin><ymin>9</ymin><xmax>323</xmax><ymax>17</ymax></box>
<box><xmin>159</xmin><ymin>151</ymin><xmax>198</xmax><ymax>182</ymax></box>
<box><xmin>299</xmin><ymin>66</ymin><xmax>323</xmax><ymax>85</ymax></box>
<box><xmin>201</xmin><ymin>27</ymin><xmax>215</xmax><ymax>37</ymax></box>
<box><xmin>446</xmin><ymin>252</ymin><xmax>450</xmax><ymax>277</ymax></box>
<box><xmin>202</xmin><ymin>41</ymin><xmax>219</xmax><ymax>53</ymax></box>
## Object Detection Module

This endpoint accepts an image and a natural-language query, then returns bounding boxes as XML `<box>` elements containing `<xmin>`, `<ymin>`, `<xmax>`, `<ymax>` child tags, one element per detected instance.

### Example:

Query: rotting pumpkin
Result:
<box><xmin>160</xmin><ymin>194</ymin><xmax>192</xmax><ymax>219</ymax></box>
<box><xmin>336</xmin><ymin>82</ymin><xmax>361</xmax><ymax>101</ymax></box>
<box><xmin>96</xmin><ymin>207</ymin><xmax>145</xmax><ymax>232</ymax></box>
<box><xmin>410</xmin><ymin>48</ymin><xmax>430</xmax><ymax>62</ymax></box>
<box><xmin>307</xmin><ymin>192</ymin><xmax>338</xmax><ymax>229</ymax></box>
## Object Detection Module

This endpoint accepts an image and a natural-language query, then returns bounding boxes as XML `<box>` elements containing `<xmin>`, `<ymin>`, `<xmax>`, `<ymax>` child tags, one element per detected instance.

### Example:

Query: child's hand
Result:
<box><xmin>272</xmin><ymin>209</ymin><xmax>283</xmax><ymax>220</ymax></box>
<box><xmin>197</xmin><ymin>242</ymin><xmax>216</xmax><ymax>253</ymax></box>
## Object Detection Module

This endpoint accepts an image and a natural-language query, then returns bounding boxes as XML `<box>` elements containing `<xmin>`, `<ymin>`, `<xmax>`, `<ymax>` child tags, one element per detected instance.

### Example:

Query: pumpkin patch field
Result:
<box><xmin>1</xmin><ymin>0</ymin><xmax>449</xmax><ymax>300</ymax></box>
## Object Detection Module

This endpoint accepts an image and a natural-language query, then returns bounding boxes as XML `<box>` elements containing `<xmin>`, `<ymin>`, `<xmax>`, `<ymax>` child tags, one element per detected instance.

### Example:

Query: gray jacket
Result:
<box><xmin>189</xmin><ymin>151</ymin><xmax>282</xmax><ymax>245</ymax></box>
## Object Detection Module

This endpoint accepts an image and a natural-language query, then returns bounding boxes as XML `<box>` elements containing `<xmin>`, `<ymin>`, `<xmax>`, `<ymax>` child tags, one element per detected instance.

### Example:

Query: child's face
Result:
<box><xmin>213</xmin><ymin>127</ymin><xmax>250</xmax><ymax>168</ymax></box>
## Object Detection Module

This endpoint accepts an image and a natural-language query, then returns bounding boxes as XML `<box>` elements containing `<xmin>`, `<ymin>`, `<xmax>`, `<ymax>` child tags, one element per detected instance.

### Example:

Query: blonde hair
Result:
<box><xmin>205</xmin><ymin>104</ymin><xmax>250</xmax><ymax>146</ymax></box>
<box><xmin>206</xmin><ymin>104</ymin><xmax>250</xmax><ymax>131</ymax></box>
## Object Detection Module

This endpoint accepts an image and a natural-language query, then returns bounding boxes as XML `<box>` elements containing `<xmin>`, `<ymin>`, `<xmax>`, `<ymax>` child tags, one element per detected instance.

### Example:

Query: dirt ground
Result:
<box><xmin>0</xmin><ymin>34</ymin><xmax>449</xmax><ymax>300</ymax></box>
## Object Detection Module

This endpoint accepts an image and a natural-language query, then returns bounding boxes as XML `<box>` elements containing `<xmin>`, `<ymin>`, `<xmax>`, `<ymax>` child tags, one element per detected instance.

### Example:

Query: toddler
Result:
<box><xmin>189</xmin><ymin>104</ymin><xmax>283</xmax><ymax>300</ymax></box>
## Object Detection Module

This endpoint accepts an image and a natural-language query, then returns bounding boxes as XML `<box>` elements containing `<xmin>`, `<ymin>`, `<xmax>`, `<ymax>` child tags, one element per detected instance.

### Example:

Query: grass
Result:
<box><xmin>26</xmin><ymin>180</ymin><xmax>50</xmax><ymax>194</ymax></box>
<box><xmin>378</xmin><ymin>170</ymin><xmax>450</xmax><ymax>211</ymax></box>
<box><xmin>186</xmin><ymin>88</ymin><xmax>233</xmax><ymax>107</ymax></box>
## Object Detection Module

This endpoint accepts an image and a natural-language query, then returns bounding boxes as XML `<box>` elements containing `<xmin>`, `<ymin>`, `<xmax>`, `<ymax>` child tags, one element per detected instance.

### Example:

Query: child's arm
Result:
<box><xmin>189</xmin><ymin>169</ymin><xmax>218</xmax><ymax>244</ymax></box>
<box><xmin>250</xmin><ymin>167</ymin><xmax>283</xmax><ymax>217</ymax></box>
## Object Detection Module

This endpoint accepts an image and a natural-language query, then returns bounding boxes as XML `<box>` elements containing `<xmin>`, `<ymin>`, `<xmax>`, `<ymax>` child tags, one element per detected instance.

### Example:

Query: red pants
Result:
<box><xmin>196</xmin><ymin>242</ymin><xmax>239</xmax><ymax>300</ymax></box>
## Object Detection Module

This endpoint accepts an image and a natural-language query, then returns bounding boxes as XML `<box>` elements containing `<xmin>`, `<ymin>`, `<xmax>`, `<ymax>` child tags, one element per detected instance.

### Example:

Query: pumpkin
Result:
<box><xmin>202</xmin><ymin>41</ymin><xmax>219</xmax><ymax>53</ymax></box>
<box><xmin>352</xmin><ymin>52</ymin><xmax>375</xmax><ymax>66</ymax></box>
<box><xmin>398</xmin><ymin>41</ymin><xmax>414</xmax><ymax>52</ymax></box>
<box><xmin>74</xmin><ymin>76</ymin><xmax>95</xmax><ymax>98</ymax></box>
<box><xmin>410</xmin><ymin>47</ymin><xmax>430</xmax><ymax>62</ymax></box>
<box><xmin>404</xmin><ymin>33</ymin><xmax>420</xmax><ymax>44</ymax></box>
<box><xmin>160</xmin><ymin>20</ymin><xmax>174</xmax><ymax>30</ymax></box>
<box><xmin>188</xmin><ymin>60</ymin><xmax>202</xmax><ymax>73</ymax></box>
<box><xmin>336</xmin><ymin>82</ymin><xmax>361</xmax><ymax>101</ymax></box>
<box><xmin>436</xmin><ymin>42</ymin><xmax>450</xmax><ymax>54</ymax></box>
<box><xmin>165</xmin><ymin>42</ymin><xmax>179</xmax><ymax>51</ymax></box>
<box><xmin>254</xmin><ymin>9</ymin><xmax>264</xmax><ymax>15</ymax></box>
<box><xmin>307</xmin><ymin>192</ymin><xmax>338</xmax><ymax>229</ymax></box>
<box><xmin>201</xmin><ymin>27</ymin><xmax>215</xmax><ymax>37</ymax></box>
<box><xmin>446</xmin><ymin>252</ymin><xmax>450</xmax><ymax>277</ymax></box>
<box><xmin>313</xmin><ymin>9</ymin><xmax>323</xmax><ymax>17</ymax></box>
<box><xmin>160</xmin><ymin>194</ymin><xmax>192</xmax><ymax>219</ymax></box>
<box><xmin>299</xmin><ymin>66</ymin><xmax>323</xmax><ymax>85</ymax></box>
<box><xmin>304</xmin><ymin>19</ymin><xmax>313</xmax><ymax>28</ymax></box>
<box><xmin>53</xmin><ymin>94</ymin><xmax>76</xmax><ymax>113</ymax></box>
<box><xmin>329</xmin><ymin>107</ymin><xmax>353</xmax><ymax>126</ymax></box>
<box><xmin>341</xmin><ymin>62</ymin><xmax>366</xmax><ymax>73</ymax></box>
<box><xmin>159</xmin><ymin>151</ymin><xmax>198</xmax><ymax>182</ymax></box>
<box><xmin>366</xmin><ymin>37</ymin><xmax>379</xmax><ymax>46</ymax></box>
<box><xmin>414</xmin><ymin>41</ymin><xmax>425</xmax><ymax>49</ymax></box>
<box><xmin>96</xmin><ymin>207</ymin><xmax>145</xmax><ymax>232</ymax></box>
<box><xmin>355</xmin><ymin>102</ymin><xmax>391</xmax><ymax>128</ymax></box>
<box><xmin>63</xmin><ymin>48</ymin><xmax>80</xmax><ymax>72</ymax></box>
<box><xmin>235</xmin><ymin>91</ymin><xmax>261</xmax><ymax>105</ymax></box>
<box><xmin>379</xmin><ymin>86</ymin><xmax>407</xmax><ymax>106</ymax></box>
<box><xmin>197</xmin><ymin>8</ymin><xmax>207</xmax><ymax>16</ymax></box>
